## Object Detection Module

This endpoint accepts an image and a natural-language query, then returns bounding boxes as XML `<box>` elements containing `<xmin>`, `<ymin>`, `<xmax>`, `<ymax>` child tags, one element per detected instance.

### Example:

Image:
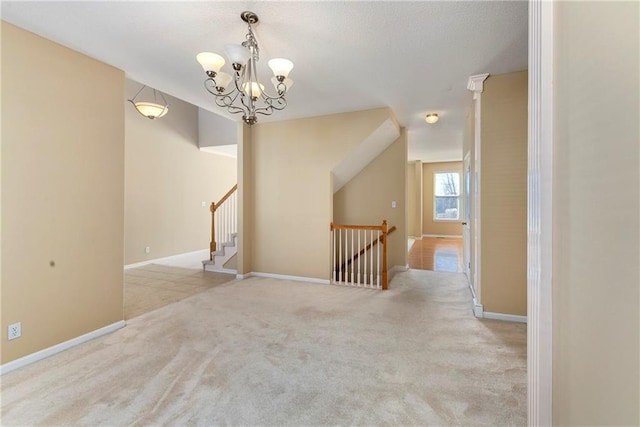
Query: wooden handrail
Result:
<box><xmin>330</xmin><ymin>223</ymin><xmax>385</xmax><ymax>231</ymax></box>
<box><xmin>210</xmin><ymin>184</ymin><xmax>238</xmax><ymax>259</ymax></box>
<box><xmin>211</xmin><ymin>184</ymin><xmax>238</xmax><ymax>213</ymax></box>
<box><xmin>336</xmin><ymin>225</ymin><xmax>397</xmax><ymax>275</ymax></box>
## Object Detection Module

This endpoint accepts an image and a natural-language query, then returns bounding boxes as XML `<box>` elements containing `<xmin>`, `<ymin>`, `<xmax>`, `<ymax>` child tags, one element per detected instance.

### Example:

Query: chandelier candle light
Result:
<box><xmin>196</xmin><ymin>11</ymin><xmax>294</xmax><ymax>126</ymax></box>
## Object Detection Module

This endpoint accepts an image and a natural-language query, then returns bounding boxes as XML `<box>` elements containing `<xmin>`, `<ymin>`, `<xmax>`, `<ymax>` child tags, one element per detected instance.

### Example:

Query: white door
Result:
<box><xmin>462</xmin><ymin>152</ymin><xmax>472</xmax><ymax>280</ymax></box>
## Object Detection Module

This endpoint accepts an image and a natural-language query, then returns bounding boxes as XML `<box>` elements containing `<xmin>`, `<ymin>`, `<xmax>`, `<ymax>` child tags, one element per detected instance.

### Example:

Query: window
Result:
<box><xmin>434</xmin><ymin>172</ymin><xmax>461</xmax><ymax>220</ymax></box>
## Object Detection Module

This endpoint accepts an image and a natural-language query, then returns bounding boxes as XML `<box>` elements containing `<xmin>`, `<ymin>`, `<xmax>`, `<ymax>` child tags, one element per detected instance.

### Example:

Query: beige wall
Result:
<box><xmin>124</xmin><ymin>80</ymin><xmax>237</xmax><ymax>265</ymax></box>
<box><xmin>407</xmin><ymin>161</ymin><xmax>423</xmax><ymax>238</ymax></box>
<box><xmin>1</xmin><ymin>22</ymin><xmax>125</xmax><ymax>363</ymax></box>
<box><xmin>422</xmin><ymin>162</ymin><xmax>463</xmax><ymax>236</ymax></box>
<box><xmin>248</xmin><ymin>108</ymin><xmax>393</xmax><ymax>279</ymax></box>
<box><xmin>553</xmin><ymin>2</ymin><xmax>639</xmax><ymax>424</ymax></box>
<box><xmin>480</xmin><ymin>71</ymin><xmax>528</xmax><ymax>316</ymax></box>
<box><xmin>333</xmin><ymin>130</ymin><xmax>407</xmax><ymax>269</ymax></box>
<box><xmin>237</xmin><ymin>123</ymin><xmax>252</xmax><ymax>275</ymax></box>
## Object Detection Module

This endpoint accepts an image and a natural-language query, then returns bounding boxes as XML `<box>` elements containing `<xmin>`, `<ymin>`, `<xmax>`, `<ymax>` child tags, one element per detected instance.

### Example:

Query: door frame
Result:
<box><xmin>462</xmin><ymin>151</ymin><xmax>472</xmax><ymax>281</ymax></box>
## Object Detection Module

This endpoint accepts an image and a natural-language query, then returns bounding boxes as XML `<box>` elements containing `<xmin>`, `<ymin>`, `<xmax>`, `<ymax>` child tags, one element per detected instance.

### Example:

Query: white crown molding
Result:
<box><xmin>528</xmin><ymin>0</ymin><xmax>554</xmax><ymax>425</ymax></box>
<box><xmin>467</xmin><ymin>73</ymin><xmax>490</xmax><ymax>98</ymax></box>
<box><xmin>0</xmin><ymin>321</ymin><xmax>126</xmax><ymax>375</ymax></box>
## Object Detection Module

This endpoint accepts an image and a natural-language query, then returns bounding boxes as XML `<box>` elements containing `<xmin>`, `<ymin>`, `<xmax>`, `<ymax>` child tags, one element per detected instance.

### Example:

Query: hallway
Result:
<box><xmin>408</xmin><ymin>237</ymin><xmax>464</xmax><ymax>272</ymax></box>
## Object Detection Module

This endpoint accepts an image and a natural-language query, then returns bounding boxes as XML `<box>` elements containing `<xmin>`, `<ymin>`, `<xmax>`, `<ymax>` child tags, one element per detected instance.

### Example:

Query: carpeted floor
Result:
<box><xmin>0</xmin><ymin>269</ymin><xmax>526</xmax><ymax>426</ymax></box>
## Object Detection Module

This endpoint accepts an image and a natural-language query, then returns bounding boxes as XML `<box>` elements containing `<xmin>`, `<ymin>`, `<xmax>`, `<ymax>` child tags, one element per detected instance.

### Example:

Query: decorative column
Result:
<box><xmin>466</xmin><ymin>73</ymin><xmax>489</xmax><ymax>318</ymax></box>
<box><xmin>528</xmin><ymin>0</ymin><xmax>554</xmax><ymax>425</ymax></box>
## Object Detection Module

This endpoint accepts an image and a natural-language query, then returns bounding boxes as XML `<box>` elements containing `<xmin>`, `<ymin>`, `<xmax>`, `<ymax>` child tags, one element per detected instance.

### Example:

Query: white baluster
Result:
<box><xmin>332</xmin><ymin>229</ymin><xmax>336</xmax><ymax>284</ymax></box>
<box><xmin>370</xmin><ymin>230</ymin><xmax>374</xmax><ymax>287</ymax></box>
<box><xmin>343</xmin><ymin>229</ymin><xmax>347</xmax><ymax>283</ymax></box>
<box><xmin>221</xmin><ymin>201</ymin><xmax>225</xmax><ymax>245</ymax></box>
<box><xmin>363</xmin><ymin>229</ymin><xmax>367</xmax><ymax>286</ymax></box>
<box><xmin>225</xmin><ymin>199</ymin><xmax>229</xmax><ymax>243</ymax></box>
<box><xmin>339</xmin><ymin>228</ymin><xmax>343</xmax><ymax>283</ymax></box>
<box><xmin>377</xmin><ymin>230</ymin><xmax>381</xmax><ymax>289</ymax></box>
<box><xmin>216</xmin><ymin>208</ymin><xmax>220</xmax><ymax>251</ymax></box>
<box><xmin>350</xmin><ymin>229</ymin><xmax>354</xmax><ymax>284</ymax></box>
<box><xmin>357</xmin><ymin>230</ymin><xmax>361</xmax><ymax>286</ymax></box>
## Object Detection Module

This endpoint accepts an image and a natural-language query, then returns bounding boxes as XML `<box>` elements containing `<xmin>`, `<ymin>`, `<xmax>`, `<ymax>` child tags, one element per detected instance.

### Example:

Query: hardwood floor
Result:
<box><xmin>408</xmin><ymin>237</ymin><xmax>464</xmax><ymax>272</ymax></box>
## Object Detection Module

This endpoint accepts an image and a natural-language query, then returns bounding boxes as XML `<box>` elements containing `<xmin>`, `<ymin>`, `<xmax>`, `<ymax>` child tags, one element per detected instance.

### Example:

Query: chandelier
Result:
<box><xmin>196</xmin><ymin>11</ymin><xmax>294</xmax><ymax>126</ymax></box>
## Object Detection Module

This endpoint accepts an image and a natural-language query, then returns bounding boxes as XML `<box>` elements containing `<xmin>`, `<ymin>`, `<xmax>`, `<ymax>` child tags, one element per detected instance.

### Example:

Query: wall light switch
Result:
<box><xmin>391</xmin><ymin>201</ymin><xmax>397</xmax><ymax>208</ymax></box>
<box><xmin>201</xmin><ymin>201</ymin><xmax>206</xmax><ymax>208</ymax></box>
<box><xmin>145</xmin><ymin>246</ymin><xmax>151</xmax><ymax>254</ymax></box>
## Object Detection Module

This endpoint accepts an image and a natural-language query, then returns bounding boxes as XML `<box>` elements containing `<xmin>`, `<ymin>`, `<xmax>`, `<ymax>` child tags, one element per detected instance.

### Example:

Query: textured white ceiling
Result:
<box><xmin>1</xmin><ymin>1</ymin><xmax>528</xmax><ymax>162</ymax></box>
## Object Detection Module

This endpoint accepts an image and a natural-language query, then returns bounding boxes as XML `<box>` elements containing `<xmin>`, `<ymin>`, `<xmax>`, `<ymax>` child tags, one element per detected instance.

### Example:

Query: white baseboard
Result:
<box><xmin>467</xmin><ymin>283</ymin><xmax>484</xmax><ymax>318</ymax></box>
<box><xmin>389</xmin><ymin>265</ymin><xmax>408</xmax><ymax>281</ymax></box>
<box><xmin>422</xmin><ymin>234</ymin><xmax>463</xmax><ymax>239</ymax></box>
<box><xmin>483</xmin><ymin>312</ymin><xmax>528</xmax><ymax>323</ymax></box>
<box><xmin>236</xmin><ymin>272</ymin><xmax>330</xmax><ymax>285</ymax></box>
<box><xmin>472</xmin><ymin>297</ymin><xmax>484</xmax><ymax>318</ymax></box>
<box><xmin>408</xmin><ymin>235</ymin><xmax>422</xmax><ymax>240</ymax></box>
<box><xmin>124</xmin><ymin>249</ymin><xmax>209</xmax><ymax>270</ymax></box>
<box><xmin>216</xmin><ymin>268</ymin><xmax>238</xmax><ymax>275</ymax></box>
<box><xmin>466</xmin><ymin>282</ymin><xmax>526</xmax><ymax>322</ymax></box>
<box><xmin>0</xmin><ymin>320</ymin><xmax>126</xmax><ymax>376</ymax></box>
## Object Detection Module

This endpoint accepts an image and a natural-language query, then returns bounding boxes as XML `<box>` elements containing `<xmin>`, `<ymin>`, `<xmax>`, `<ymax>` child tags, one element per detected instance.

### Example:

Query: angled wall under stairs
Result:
<box><xmin>238</xmin><ymin>107</ymin><xmax>406</xmax><ymax>281</ymax></box>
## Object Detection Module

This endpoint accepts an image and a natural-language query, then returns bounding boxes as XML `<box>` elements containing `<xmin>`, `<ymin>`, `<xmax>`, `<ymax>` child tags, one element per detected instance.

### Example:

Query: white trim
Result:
<box><xmin>0</xmin><ymin>320</ymin><xmax>126</xmax><ymax>376</ymax></box>
<box><xmin>472</xmin><ymin>298</ymin><xmax>484</xmax><ymax>318</ymax></box>
<box><xmin>462</xmin><ymin>151</ymin><xmax>472</xmax><ymax>279</ymax></box>
<box><xmin>528</xmin><ymin>0</ymin><xmax>554</xmax><ymax>425</ymax></box>
<box><xmin>407</xmin><ymin>235</ymin><xmax>423</xmax><ymax>240</ymax></box>
<box><xmin>235</xmin><ymin>272</ymin><xmax>330</xmax><ymax>285</ymax></box>
<box><xmin>467</xmin><ymin>282</ymin><xmax>484</xmax><ymax>318</ymax></box>
<box><xmin>467</xmin><ymin>73</ymin><xmax>490</xmax><ymax>92</ymax></box>
<box><xmin>421</xmin><ymin>234</ymin><xmax>462</xmax><ymax>239</ymax></box>
<box><xmin>484</xmin><ymin>312</ymin><xmax>528</xmax><ymax>323</ymax></box>
<box><xmin>467</xmin><ymin>73</ymin><xmax>489</xmax><ymax>310</ymax></box>
<box><xmin>389</xmin><ymin>264</ymin><xmax>408</xmax><ymax>281</ymax></box>
<box><xmin>390</xmin><ymin>265</ymin><xmax>408</xmax><ymax>274</ymax></box>
<box><xmin>432</xmin><ymin>170</ymin><xmax>463</xmax><ymax>222</ymax></box>
<box><xmin>124</xmin><ymin>249</ymin><xmax>209</xmax><ymax>270</ymax></box>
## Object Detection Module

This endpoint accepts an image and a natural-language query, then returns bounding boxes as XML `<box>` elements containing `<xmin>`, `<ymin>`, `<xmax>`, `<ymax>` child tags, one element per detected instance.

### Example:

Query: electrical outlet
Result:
<box><xmin>145</xmin><ymin>246</ymin><xmax>151</xmax><ymax>254</ymax></box>
<box><xmin>8</xmin><ymin>322</ymin><xmax>21</xmax><ymax>340</ymax></box>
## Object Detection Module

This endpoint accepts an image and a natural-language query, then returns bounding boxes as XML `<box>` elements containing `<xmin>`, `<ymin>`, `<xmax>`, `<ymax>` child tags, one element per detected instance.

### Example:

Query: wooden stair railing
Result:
<box><xmin>210</xmin><ymin>184</ymin><xmax>238</xmax><ymax>260</ymax></box>
<box><xmin>330</xmin><ymin>220</ymin><xmax>391</xmax><ymax>290</ymax></box>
